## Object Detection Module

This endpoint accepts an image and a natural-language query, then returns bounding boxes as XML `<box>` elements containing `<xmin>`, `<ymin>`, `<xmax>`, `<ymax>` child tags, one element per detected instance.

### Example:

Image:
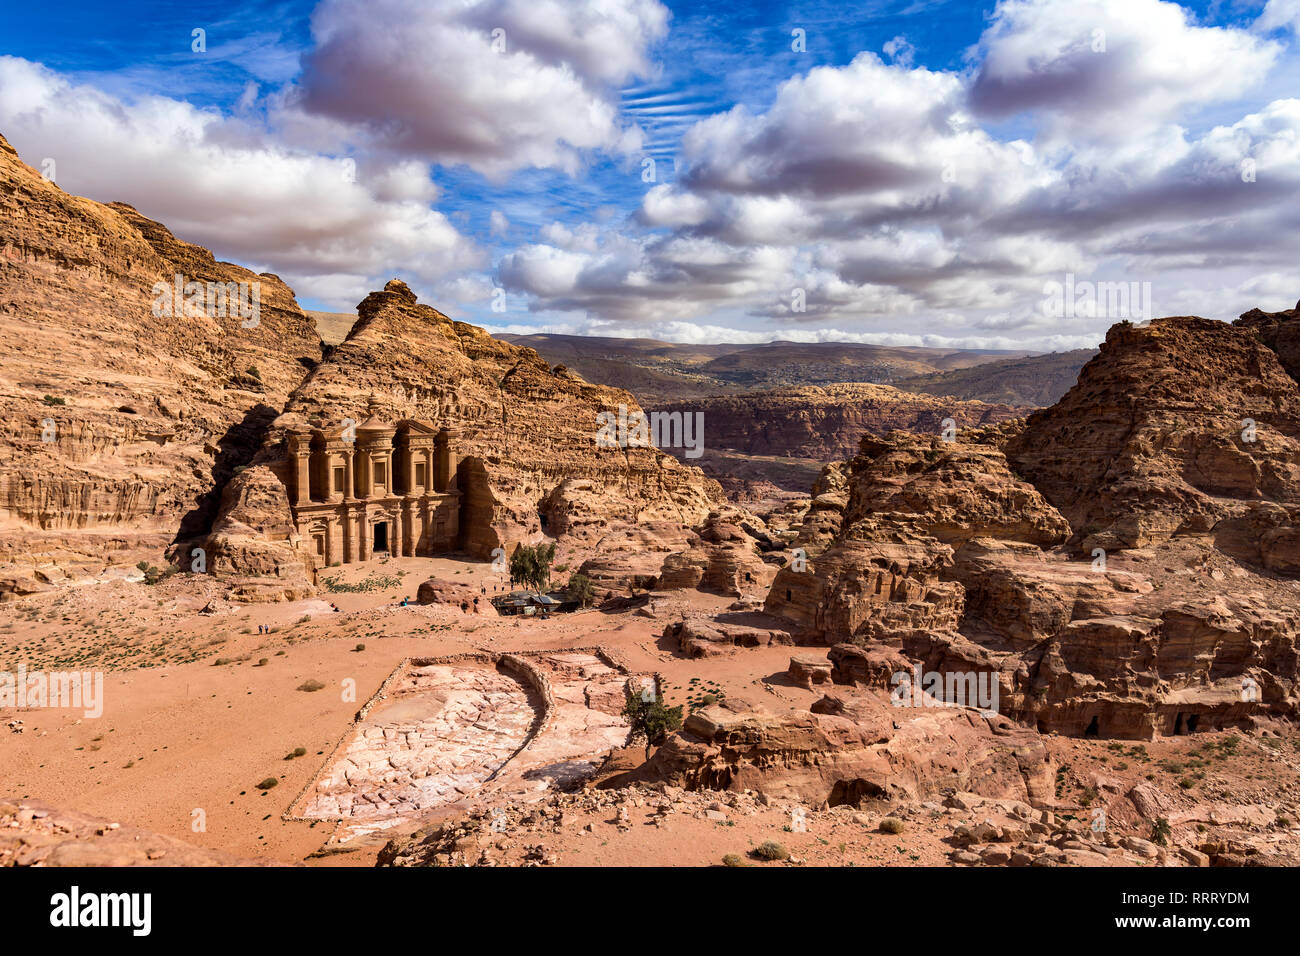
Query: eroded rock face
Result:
<box><xmin>765</xmin><ymin>432</ymin><xmax>1069</xmax><ymax>641</ymax></box>
<box><xmin>759</xmin><ymin>406</ymin><xmax>1300</xmax><ymax>737</ymax></box>
<box><xmin>610</xmin><ymin>697</ymin><xmax>1053</xmax><ymax>808</ymax></box>
<box><xmin>654</xmin><ymin>383</ymin><xmax>1023</xmax><ymax>463</ymax></box>
<box><xmin>1235</xmin><ymin>300</ymin><xmax>1300</xmax><ymax>383</ymax></box>
<box><xmin>0</xmin><ymin>133</ymin><xmax>322</xmax><ymax>594</ymax></box>
<box><xmin>415</xmin><ymin>578</ymin><xmax>494</xmax><ymax>614</ymax></box>
<box><xmin>665</xmin><ymin>612</ymin><xmax>799</xmax><ymax>658</ymax></box>
<box><xmin>1005</xmin><ymin>317</ymin><xmax>1300</xmax><ymax>552</ymax></box>
<box><xmin>209</xmin><ymin>280</ymin><xmax>724</xmax><ymax>597</ymax></box>
<box><xmin>657</xmin><ymin>509</ymin><xmax>780</xmax><ymax>597</ymax></box>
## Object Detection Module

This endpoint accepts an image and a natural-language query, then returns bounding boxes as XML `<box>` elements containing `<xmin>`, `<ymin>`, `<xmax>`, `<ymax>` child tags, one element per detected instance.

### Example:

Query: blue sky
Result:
<box><xmin>1</xmin><ymin>0</ymin><xmax>1298</xmax><ymax>349</ymax></box>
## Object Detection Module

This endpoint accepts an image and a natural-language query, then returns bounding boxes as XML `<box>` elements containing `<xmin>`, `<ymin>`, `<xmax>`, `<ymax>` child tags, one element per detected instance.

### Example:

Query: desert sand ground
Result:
<box><xmin>3</xmin><ymin>551</ymin><xmax>1299</xmax><ymax>867</ymax></box>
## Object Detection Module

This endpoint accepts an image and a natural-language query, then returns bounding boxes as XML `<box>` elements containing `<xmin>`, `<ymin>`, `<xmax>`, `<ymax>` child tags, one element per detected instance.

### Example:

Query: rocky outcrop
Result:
<box><xmin>416</xmin><ymin>577</ymin><xmax>494</xmax><ymax>613</ymax></box>
<box><xmin>1236</xmin><ymin>299</ymin><xmax>1300</xmax><ymax>382</ymax></box>
<box><xmin>206</xmin><ymin>280</ymin><xmax>723</xmax><ymax>597</ymax></box>
<box><xmin>0</xmin><ymin>132</ymin><xmax>322</xmax><ymax>595</ymax></box>
<box><xmin>664</xmin><ymin>612</ymin><xmax>799</xmax><ymax>658</ymax></box>
<box><xmin>759</xmin><ymin>396</ymin><xmax>1300</xmax><ymax>737</ymax></box>
<box><xmin>1005</xmin><ymin>317</ymin><xmax>1300</xmax><ymax>552</ymax></box>
<box><xmin>787</xmin><ymin>653</ymin><xmax>833</xmax><ymax>688</ymax></box>
<box><xmin>765</xmin><ymin>432</ymin><xmax>1069</xmax><ymax>641</ymax></box>
<box><xmin>608</xmin><ymin>697</ymin><xmax>1054</xmax><ymax>808</ymax></box>
<box><xmin>657</xmin><ymin>508</ymin><xmax>780</xmax><ymax>596</ymax></box>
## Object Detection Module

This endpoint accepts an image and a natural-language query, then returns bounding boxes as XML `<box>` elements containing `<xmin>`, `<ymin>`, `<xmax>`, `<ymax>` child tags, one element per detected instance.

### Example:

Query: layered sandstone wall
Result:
<box><xmin>0</xmin><ymin>132</ymin><xmax>322</xmax><ymax>594</ymax></box>
<box><xmin>1005</xmin><ymin>317</ymin><xmax>1300</xmax><ymax>551</ymax></box>
<box><xmin>761</xmin><ymin>370</ymin><xmax>1300</xmax><ymax>739</ymax></box>
<box><xmin>207</xmin><ymin>280</ymin><xmax>724</xmax><ymax>597</ymax></box>
<box><xmin>649</xmin><ymin>383</ymin><xmax>1024</xmax><ymax>462</ymax></box>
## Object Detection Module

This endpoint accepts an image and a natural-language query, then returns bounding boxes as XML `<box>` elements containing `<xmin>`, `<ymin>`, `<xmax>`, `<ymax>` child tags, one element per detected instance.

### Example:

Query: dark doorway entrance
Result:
<box><xmin>373</xmin><ymin>521</ymin><xmax>388</xmax><ymax>554</ymax></box>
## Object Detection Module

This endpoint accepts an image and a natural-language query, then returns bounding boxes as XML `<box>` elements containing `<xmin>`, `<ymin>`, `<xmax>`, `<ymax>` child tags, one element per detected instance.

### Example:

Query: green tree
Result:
<box><xmin>566</xmin><ymin>572</ymin><xmax>595</xmax><ymax>608</ymax></box>
<box><xmin>509</xmin><ymin>541</ymin><xmax>556</xmax><ymax>592</ymax></box>
<box><xmin>622</xmin><ymin>692</ymin><xmax>684</xmax><ymax>761</ymax></box>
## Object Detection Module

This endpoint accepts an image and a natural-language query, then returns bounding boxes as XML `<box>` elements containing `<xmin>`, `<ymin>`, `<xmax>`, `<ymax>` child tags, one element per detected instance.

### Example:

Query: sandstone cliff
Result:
<box><xmin>651</xmin><ymin>383</ymin><xmax>1023</xmax><ymax>463</ymax></box>
<box><xmin>0</xmin><ymin>132</ymin><xmax>322</xmax><ymax>597</ymax></box>
<box><xmin>1005</xmin><ymin>317</ymin><xmax>1300</xmax><ymax>553</ymax></box>
<box><xmin>759</xmin><ymin>314</ymin><xmax>1300</xmax><ymax>739</ymax></box>
<box><xmin>206</xmin><ymin>280</ymin><xmax>724</xmax><ymax>597</ymax></box>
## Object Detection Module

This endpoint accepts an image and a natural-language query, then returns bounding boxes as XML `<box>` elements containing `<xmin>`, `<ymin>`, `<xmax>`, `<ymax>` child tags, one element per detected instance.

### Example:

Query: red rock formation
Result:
<box><xmin>656</xmin><ymin>508</ymin><xmax>780</xmax><ymax>597</ymax></box>
<box><xmin>1005</xmin><ymin>317</ymin><xmax>1300</xmax><ymax>551</ymax></box>
<box><xmin>608</xmin><ymin>697</ymin><xmax>1054</xmax><ymax>808</ymax></box>
<box><xmin>0</xmin><ymin>133</ymin><xmax>322</xmax><ymax>595</ymax></box>
<box><xmin>207</xmin><ymin>280</ymin><xmax>724</xmax><ymax>597</ymax></box>
<box><xmin>760</xmin><ymin>396</ymin><xmax>1300</xmax><ymax>737</ymax></box>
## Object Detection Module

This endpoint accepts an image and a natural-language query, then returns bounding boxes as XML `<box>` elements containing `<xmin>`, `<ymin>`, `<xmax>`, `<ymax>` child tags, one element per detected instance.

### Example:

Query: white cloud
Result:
<box><xmin>294</xmin><ymin>0</ymin><xmax>669</xmax><ymax>177</ymax></box>
<box><xmin>1259</xmin><ymin>0</ymin><xmax>1300</xmax><ymax>35</ymax></box>
<box><xmin>0</xmin><ymin>56</ymin><xmax>480</xmax><ymax>308</ymax></box>
<box><xmin>970</xmin><ymin>0</ymin><xmax>1280</xmax><ymax>140</ymax></box>
<box><xmin>505</xmin><ymin>0</ymin><xmax>1300</xmax><ymax>346</ymax></box>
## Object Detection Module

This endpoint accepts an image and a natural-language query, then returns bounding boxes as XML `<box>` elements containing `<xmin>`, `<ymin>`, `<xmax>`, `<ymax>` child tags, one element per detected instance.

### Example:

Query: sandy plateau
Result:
<box><xmin>3</xmin><ymin>552</ymin><xmax>1299</xmax><ymax>868</ymax></box>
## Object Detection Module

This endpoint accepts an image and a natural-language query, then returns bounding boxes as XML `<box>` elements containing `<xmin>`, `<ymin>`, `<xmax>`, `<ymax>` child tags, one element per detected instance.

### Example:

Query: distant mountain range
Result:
<box><xmin>492</xmin><ymin>332</ymin><xmax>1095</xmax><ymax>408</ymax></box>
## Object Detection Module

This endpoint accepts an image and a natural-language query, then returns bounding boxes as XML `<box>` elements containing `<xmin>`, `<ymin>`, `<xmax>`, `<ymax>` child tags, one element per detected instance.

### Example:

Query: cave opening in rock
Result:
<box><xmin>1084</xmin><ymin>715</ymin><xmax>1100</xmax><ymax>736</ymax></box>
<box><xmin>1174</xmin><ymin>712</ymin><xmax>1185</xmax><ymax>735</ymax></box>
<box><xmin>1187</xmin><ymin>714</ymin><xmax>1200</xmax><ymax>733</ymax></box>
<box><xmin>828</xmin><ymin>778</ymin><xmax>888</xmax><ymax>807</ymax></box>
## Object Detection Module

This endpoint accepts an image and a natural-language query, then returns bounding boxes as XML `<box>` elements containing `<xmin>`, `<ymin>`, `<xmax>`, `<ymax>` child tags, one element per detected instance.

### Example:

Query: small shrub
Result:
<box><xmin>256</xmin><ymin>777</ymin><xmax>278</xmax><ymax>790</ymax></box>
<box><xmin>297</xmin><ymin>679</ymin><xmax>325</xmax><ymax>693</ymax></box>
<box><xmin>721</xmin><ymin>853</ymin><xmax>746</xmax><ymax>867</ymax></box>
<box><xmin>43</xmin><ymin>395</ymin><xmax>66</xmax><ymax>406</ymax></box>
<box><xmin>753</xmin><ymin>840</ymin><xmax>789</xmax><ymax>861</ymax></box>
<box><xmin>879</xmin><ymin>817</ymin><xmax>905</xmax><ymax>835</ymax></box>
<box><xmin>353</xmin><ymin>643</ymin><xmax>366</xmax><ymax>652</ymax></box>
<box><xmin>1151</xmin><ymin>817</ymin><xmax>1171</xmax><ymax>846</ymax></box>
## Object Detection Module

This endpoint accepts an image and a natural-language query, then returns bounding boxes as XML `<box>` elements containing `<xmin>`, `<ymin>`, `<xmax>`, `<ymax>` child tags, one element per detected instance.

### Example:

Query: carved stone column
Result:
<box><xmin>287</xmin><ymin>430</ymin><xmax>311</xmax><ymax>506</ymax></box>
<box><xmin>342</xmin><ymin>505</ymin><xmax>354</xmax><ymax>564</ymax></box>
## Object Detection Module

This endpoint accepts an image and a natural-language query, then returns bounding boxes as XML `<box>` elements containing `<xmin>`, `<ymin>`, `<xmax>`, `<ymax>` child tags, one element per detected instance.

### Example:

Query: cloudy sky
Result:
<box><xmin>2</xmin><ymin>0</ymin><xmax>1299</xmax><ymax>350</ymax></box>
